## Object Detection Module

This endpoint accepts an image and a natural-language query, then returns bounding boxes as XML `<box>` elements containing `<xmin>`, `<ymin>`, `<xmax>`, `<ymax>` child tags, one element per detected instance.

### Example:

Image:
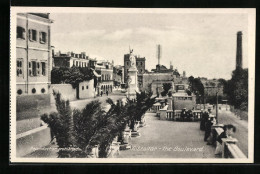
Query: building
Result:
<box><xmin>201</xmin><ymin>79</ymin><xmax>224</xmax><ymax>97</ymax></box>
<box><xmin>143</xmin><ymin>73</ymin><xmax>174</xmax><ymax>95</ymax></box>
<box><xmin>236</xmin><ymin>31</ymin><xmax>243</xmax><ymax>69</ymax></box>
<box><xmin>124</xmin><ymin>53</ymin><xmax>146</xmax><ymax>90</ymax></box>
<box><xmin>113</xmin><ymin>65</ymin><xmax>124</xmax><ymax>87</ymax></box>
<box><xmin>95</xmin><ymin>60</ymin><xmax>114</xmax><ymax>95</ymax></box>
<box><xmin>172</xmin><ymin>84</ymin><xmax>196</xmax><ymax>110</ymax></box>
<box><xmin>16</xmin><ymin>13</ymin><xmax>53</xmax><ymax>106</ymax></box>
<box><xmin>53</xmin><ymin>51</ymin><xmax>97</xmax><ymax>68</ymax></box>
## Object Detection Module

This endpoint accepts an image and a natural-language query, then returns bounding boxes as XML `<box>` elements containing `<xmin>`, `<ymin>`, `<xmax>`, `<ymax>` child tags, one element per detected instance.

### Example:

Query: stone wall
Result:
<box><xmin>16</xmin><ymin>94</ymin><xmax>50</xmax><ymax>113</ymax></box>
<box><xmin>50</xmin><ymin>84</ymin><xmax>77</xmax><ymax>103</ymax></box>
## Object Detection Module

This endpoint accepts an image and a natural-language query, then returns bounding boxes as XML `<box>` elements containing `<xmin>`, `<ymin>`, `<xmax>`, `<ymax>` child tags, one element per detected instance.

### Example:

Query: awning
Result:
<box><xmin>91</xmin><ymin>68</ymin><xmax>101</xmax><ymax>78</ymax></box>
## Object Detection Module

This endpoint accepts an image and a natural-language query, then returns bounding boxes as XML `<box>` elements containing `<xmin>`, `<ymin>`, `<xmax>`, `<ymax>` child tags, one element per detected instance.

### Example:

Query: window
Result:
<box><xmin>28</xmin><ymin>62</ymin><xmax>32</xmax><ymax>76</ymax></box>
<box><xmin>82</xmin><ymin>86</ymin><xmax>84</xmax><ymax>90</ymax></box>
<box><xmin>41</xmin><ymin>88</ymin><xmax>45</xmax><ymax>93</ymax></box>
<box><xmin>41</xmin><ymin>62</ymin><xmax>46</xmax><ymax>76</ymax></box>
<box><xmin>17</xmin><ymin>59</ymin><xmax>23</xmax><ymax>77</ymax></box>
<box><xmin>76</xmin><ymin>61</ymin><xmax>78</xmax><ymax>66</ymax></box>
<box><xmin>86</xmin><ymin>86</ymin><xmax>88</xmax><ymax>89</ymax></box>
<box><xmin>32</xmin><ymin>88</ymin><xmax>36</xmax><ymax>94</ymax></box>
<box><xmin>32</xmin><ymin>61</ymin><xmax>37</xmax><ymax>76</ymax></box>
<box><xmin>137</xmin><ymin>62</ymin><xmax>139</xmax><ymax>66</ymax></box>
<box><xmin>37</xmin><ymin>62</ymin><xmax>41</xmax><ymax>75</ymax></box>
<box><xmin>141</xmin><ymin>62</ymin><xmax>143</xmax><ymax>66</ymax></box>
<box><xmin>140</xmin><ymin>69</ymin><xmax>143</xmax><ymax>73</ymax></box>
<box><xmin>17</xmin><ymin>89</ymin><xmax>22</xmax><ymax>95</ymax></box>
<box><xmin>17</xmin><ymin>27</ymin><xmax>25</xmax><ymax>39</ymax></box>
<box><xmin>39</xmin><ymin>31</ymin><xmax>47</xmax><ymax>44</ymax></box>
<box><xmin>127</xmin><ymin>62</ymin><xmax>129</xmax><ymax>66</ymax></box>
<box><xmin>29</xmin><ymin>29</ymin><xmax>37</xmax><ymax>41</ymax></box>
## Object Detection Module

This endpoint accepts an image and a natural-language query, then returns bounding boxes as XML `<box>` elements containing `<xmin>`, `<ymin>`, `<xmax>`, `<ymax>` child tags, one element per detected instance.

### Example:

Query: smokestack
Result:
<box><xmin>236</xmin><ymin>31</ymin><xmax>243</xmax><ymax>69</ymax></box>
<box><xmin>157</xmin><ymin>44</ymin><xmax>161</xmax><ymax>66</ymax></box>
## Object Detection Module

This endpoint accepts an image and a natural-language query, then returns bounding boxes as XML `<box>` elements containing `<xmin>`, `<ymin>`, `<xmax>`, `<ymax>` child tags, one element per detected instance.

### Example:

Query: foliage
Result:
<box><xmin>51</xmin><ymin>66</ymin><xmax>95</xmax><ymax>88</ymax></box>
<box><xmin>225</xmin><ymin>67</ymin><xmax>248</xmax><ymax>110</ymax></box>
<box><xmin>188</xmin><ymin>76</ymin><xmax>204</xmax><ymax>103</ymax></box>
<box><xmin>205</xmin><ymin>95</ymin><xmax>227</xmax><ymax>105</ymax></box>
<box><xmin>41</xmin><ymin>91</ymin><xmax>155</xmax><ymax>158</ymax></box>
<box><xmin>161</xmin><ymin>83</ymin><xmax>172</xmax><ymax>97</ymax></box>
<box><xmin>41</xmin><ymin>91</ymin><xmax>77</xmax><ymax>157</ymax></box>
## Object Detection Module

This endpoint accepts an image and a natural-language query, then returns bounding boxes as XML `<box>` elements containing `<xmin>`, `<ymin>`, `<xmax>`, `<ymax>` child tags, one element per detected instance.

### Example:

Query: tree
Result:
<box><xmin>161</xmin><ymin>83</ymin><xmax>172</xmax><ymax>97</ymax></box>
<box><xmin>51</xmin><ymin>67</ymin><xmax>95</xmax><ymax>89</ymax></box>
<box><xmin>188</xmin><ymin>76</ymin><xmax>204</xmax><ymax>103</ymax></box>
<box><xmin>41</xmin><ymin>91</ymin><xmax>156</xmax><ymax>158</ymax></box>
<box><xmin>41</xmin><ymin>91</ymin><xmax>77</xmax><ymax>157</ymax></box>
<box><xmin>225</xmin><ymin>68</ymin><xmax>248</xmax><ymax>110</ymax></box>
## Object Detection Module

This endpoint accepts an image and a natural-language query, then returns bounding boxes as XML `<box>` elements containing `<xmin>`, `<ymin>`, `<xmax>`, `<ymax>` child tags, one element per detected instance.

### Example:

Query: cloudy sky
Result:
<box><xmin>50</xmin><ymin>12</ymin><xmax>248</xmax><ymax>79</ymax></box>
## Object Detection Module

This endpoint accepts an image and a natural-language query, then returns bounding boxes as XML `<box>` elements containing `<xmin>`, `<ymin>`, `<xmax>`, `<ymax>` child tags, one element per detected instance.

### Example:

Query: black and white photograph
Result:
<box><xmin>10</xmin><ymin>7</ymin><xmax>255</xmax><ymax>163</ymax></box>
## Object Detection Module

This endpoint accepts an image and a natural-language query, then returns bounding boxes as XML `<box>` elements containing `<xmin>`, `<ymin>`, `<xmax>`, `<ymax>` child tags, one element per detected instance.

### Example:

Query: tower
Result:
<box><xmin>236</xmin><ymin>31</ymin><xmax>243</xmax><ymax>69</ymax></box>
<box><xmin>157</xmin><ymin>44</ymin><xmax>161</xmax><ymax>66</ymax></box>
<box><xmin>126</xmin><ymin>48</ymin><xmax>139</xmax><ymax>99</ymax></box>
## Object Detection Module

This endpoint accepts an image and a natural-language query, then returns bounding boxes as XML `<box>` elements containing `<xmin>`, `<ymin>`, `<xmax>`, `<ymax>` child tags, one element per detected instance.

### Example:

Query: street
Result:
<box><xmin>215</xmin><ymin>109</ymin><xmax>248</xmax><ymax>157</ymax></box>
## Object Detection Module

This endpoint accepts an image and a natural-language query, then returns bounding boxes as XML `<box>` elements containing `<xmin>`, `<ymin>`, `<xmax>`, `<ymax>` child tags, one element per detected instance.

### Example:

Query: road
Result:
<box><xmin>215</xmin><ymin>109</ymin><xmax>248</xmax><ymax>157</ymax></box>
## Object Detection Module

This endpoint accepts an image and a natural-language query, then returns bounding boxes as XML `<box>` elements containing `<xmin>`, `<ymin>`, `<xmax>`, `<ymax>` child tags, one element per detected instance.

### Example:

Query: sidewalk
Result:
<box><xmin>117</xmin><ymin>113</ymin><xmax>216</xmax><ymax>158</ymax></box>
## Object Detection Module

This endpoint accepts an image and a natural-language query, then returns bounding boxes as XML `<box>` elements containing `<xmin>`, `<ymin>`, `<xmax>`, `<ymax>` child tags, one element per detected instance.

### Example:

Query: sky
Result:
<box><xmin>50</xmin><ymin>12</ymin><xmax>248</xmax><ymax>80</ymax></box>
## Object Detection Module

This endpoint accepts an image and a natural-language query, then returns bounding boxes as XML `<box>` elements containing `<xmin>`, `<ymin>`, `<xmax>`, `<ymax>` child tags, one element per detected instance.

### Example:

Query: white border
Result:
<box><xmin>10</xmin><ymin>7</ymin><xmax>255</xmax><ymax>163</ymax></box>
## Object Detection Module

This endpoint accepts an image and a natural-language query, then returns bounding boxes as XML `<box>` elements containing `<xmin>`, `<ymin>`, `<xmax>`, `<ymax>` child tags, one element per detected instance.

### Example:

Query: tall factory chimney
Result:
<box><xmin>236</xmin><ymin>31</ymin><xmax>243</xmax><ymax>69</ymax></box>
<box><xmin>157</xmin><ymin>44</ymin><xmax>161</xmax><ymax>66</ymax></box>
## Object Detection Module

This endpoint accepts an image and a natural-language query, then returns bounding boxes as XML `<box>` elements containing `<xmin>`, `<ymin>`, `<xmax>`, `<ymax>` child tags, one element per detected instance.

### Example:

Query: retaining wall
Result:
<box><xmin>16</xmin><ymin>126</ymin><xmax>51</xmax><ymax>157</ymax></box>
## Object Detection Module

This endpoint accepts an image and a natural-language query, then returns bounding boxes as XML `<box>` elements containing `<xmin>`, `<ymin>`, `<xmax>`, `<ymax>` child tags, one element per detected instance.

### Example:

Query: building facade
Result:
<box><xmin>124</xmin><ymin>54</ymin><xmax>146</xmax><ymax>90</ymax></box>
<box><xmin>16</xmin><ymin>13</ymin><xmax>53</xmax><ymax>97</ymax></box>
<box><xmin>143</xmin><ymin>73</ymin><xmax>174</xmax><ymax>95</ymax></box>
<box><xmin>53</xmin><ymin>51</ymin><xmax>97</xmax><ymax>68</ymax></box>
<box><xmin>201</xmin><ymin>79</ymin><xmax>224</xmax><ymax>96</ymax></box>
<box><xmin>95</xmin><ymin>60</ymin><xmax>114</xmax><ymax>95</ymax></box>
<box><xmin>113</xmin><ymin>65</ymin><xmax>124</xmax><ymax>87</ymax></box>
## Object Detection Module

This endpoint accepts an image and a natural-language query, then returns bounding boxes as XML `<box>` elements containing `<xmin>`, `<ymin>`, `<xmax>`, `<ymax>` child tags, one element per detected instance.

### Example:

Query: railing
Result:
<box><xmin>192</xmin><ymin>110</ymin><xmax>202</xmax><ymax>121</ymax></box>
<box><xmin>166</xmin><ymin>110</ymin><xmax>174</xmax><ymax>120</ymax></box>
<box><xmin>213</xmin><ymin>126</ymin><xmax>246</xmax><ymax>158</ymax></box>
<box><xmin>173</xmin><ymin>110</ymin><xmax>182</xmax><ymax>121</ymax></box>
<box><xmin>226</xmin><ymin>143</ymin><xmax>247</xmax><ymax>158</ymax></box>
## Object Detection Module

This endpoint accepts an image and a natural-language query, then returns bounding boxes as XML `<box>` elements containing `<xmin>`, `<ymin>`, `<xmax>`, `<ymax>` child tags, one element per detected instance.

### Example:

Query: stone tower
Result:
<box><xmin>126</xmin><ymin>48</ymin><xmax>139</xmax><ymax>99</ymax></box>
<box><xmin>236</xmin><ymin>31</ymin><xmax>243</xmax><ymax>69</ymax></box>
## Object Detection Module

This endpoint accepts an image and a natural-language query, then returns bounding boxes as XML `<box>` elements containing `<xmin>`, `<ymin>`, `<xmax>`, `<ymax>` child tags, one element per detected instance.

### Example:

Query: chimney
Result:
<box><xmin>236</xmin><ymin>31</ymin><xmax>243</xmax><ymax>69</ymax></box>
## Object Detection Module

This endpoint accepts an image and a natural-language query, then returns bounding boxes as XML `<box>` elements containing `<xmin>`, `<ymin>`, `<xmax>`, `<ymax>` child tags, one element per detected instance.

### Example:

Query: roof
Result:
<box><xmin>172</xmin><ymin>92</ymin><xmax>190</xmax><ymax>97</ymax></box>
